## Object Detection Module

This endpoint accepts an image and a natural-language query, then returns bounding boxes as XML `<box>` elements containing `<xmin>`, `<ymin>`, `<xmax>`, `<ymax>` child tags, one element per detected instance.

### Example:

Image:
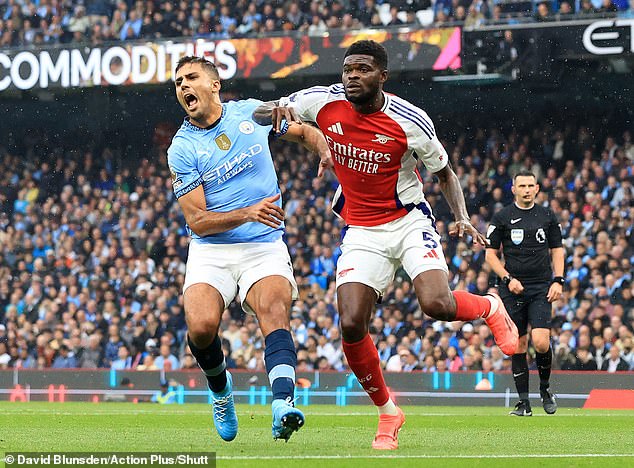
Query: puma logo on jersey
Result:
<box><xmin>372</xmin><ymin>133</ymin><xmax>395</xmax><ymax>144</ymax></box>
<box><xmin>327</xmin><ymin>122</ymin><xmax>344</xmax><ymax>135</ymax></box>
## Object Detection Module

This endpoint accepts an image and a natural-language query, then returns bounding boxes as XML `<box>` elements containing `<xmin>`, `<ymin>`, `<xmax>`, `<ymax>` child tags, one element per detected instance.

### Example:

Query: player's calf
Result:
<box><xmin>265</xmin><ymin>329</ymin><xmax>305</xmax><ymax>441</ymax></box>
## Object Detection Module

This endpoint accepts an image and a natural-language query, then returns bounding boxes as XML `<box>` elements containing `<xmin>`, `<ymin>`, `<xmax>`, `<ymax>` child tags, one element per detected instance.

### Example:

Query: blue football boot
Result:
<box><xmin>271</xmin><ymin>397</ymin><xmax>305</xmax><ymax>441</ymax></box>
<box><xmin>211</xmin><ymin>372</ymin><xmax>238</xmax><ymax>441</ymax></box>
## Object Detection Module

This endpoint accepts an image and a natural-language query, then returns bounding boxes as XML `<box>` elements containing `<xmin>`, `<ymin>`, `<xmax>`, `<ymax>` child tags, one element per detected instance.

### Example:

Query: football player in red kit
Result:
<box><xmin>255</xmin><ymin>40</ymin><xmax>518</xmax><ymax>450</ymax></box>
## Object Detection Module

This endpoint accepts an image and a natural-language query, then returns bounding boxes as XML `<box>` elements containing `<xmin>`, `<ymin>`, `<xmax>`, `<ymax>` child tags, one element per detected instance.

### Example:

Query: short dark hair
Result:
<box><xmin>175</xmin><ymin>56</ymin><xmax>219</xmax><ymax>79</ymax></box>
<box><xmin>513</xmin><ymin>170</ymin><xmax>537</xmax><ymax>182</ymax></box>
<box><xmin>344</xmin><ymin>40</ymin><xmax>388</xmax><ymax>70</ymax></box>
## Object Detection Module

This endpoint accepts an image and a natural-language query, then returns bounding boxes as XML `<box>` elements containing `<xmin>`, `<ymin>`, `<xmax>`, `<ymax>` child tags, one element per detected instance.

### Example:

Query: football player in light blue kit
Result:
<box><xmin>168</xmin><ymin>56</ymin><xmax>331</xmax><ymax>442</ymax></box>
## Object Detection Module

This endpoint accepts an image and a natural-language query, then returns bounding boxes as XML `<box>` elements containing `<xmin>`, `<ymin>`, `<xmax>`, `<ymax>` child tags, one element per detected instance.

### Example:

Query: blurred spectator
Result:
<box><xmin>51</xmin><ymin>344</ymin><xmax>78</xmax><ymax>368</ymax></box>
<box><xmin>601</xmin><ymin>346</ymin><xmax>630</xmax><ymax>371</ymax></box>
<box><xmin>151</xmin><ymin>380</ymin><xmax>176</xmax><ymax>404</ymax></box>
<box><xmin>0</xmin><ymin>0</ymin><xmax>627</xmax><ymax>48</ymax></box>
<box><xmin>534</xmin><ymin>2</ymin><xmax>553</xmax><ymax>21</ymax></box>
<box><xmin>557</xmin><ymin>1</ymin><xmax>575</xmax><ymax>19</ymax></box>
<box><xmin>154</xmin><ymin>343</ymin><xmax>180</xmax><ymax>370</ymax></box>
<box><xmin>0</xmin><ymin>105</ymin><xmax>632</xmax><ymax>378</ymax></box>
<box><xmin>572</xmin><ymin>347</ymin><xmax>598</xmax><ymax>370</ymax></box>
<box><xmin>111</xmin><ymin>345</ymin><xmax>133</xmax><ymax>370</ymax></box>
<box><xmin>67</xmin><ymin>5</ymin><xmax>90</xmax><ymax>41</ymax></box>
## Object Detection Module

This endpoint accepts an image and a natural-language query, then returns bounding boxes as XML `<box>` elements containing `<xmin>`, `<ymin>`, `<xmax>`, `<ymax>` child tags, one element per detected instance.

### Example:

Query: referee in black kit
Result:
<box><xmin>485</xmin><ymin>171</ymin><xmax>564</xmax><ymax>416</ymax></box>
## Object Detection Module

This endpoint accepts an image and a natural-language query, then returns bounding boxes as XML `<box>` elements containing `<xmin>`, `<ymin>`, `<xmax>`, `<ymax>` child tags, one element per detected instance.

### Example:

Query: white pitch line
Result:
<box><xmin>217</xmin><ymin>454</ymin><xmax>634</xmax><ymax>460</ymax></box>
<box><xmin>1</xmin><ymin>410</ymin><xmax>634</xmax><ymax>417</ymax></box>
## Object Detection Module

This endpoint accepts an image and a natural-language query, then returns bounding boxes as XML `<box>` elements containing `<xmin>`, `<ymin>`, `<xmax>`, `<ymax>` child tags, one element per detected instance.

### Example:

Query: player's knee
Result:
<box><xmin>340</xmin><ymin>315</ymin><xmax>366</xmax><ymax>343</ymax></box>
<box><xmin>256</xmin><ymin>299</ymin><xmax>291</xmax><ymax>331</ymax></box>
<box><xmin>420</xmin><ymin>295</ymin><xmax>454</xmax><ymax>322</ymax></box>
<box><xmin>187</xmin><ymin>317</ymin><xmax>219</xmax><ymax>346</ymax></box>
<box><xmin>534</xmin><ymin>340</ymin><xmax>550</xmax><ymax>354</ymax></box>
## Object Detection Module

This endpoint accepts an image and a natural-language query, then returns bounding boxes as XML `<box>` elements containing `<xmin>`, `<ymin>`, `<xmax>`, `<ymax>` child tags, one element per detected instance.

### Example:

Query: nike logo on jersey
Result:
<box><xmin>372</xmin><ymin>133</ymin><xmax>395</xmax><ymax>144</ymax></box>
<box><xmin>513</xmin><ymin>372</ymin><xmax>526</xmax><ymax>378</ymax></box>
<box><xmin>327</xmin><ymin>122</ymin><xmax>344</xmax><ymax>135</ymax></box>
<box><xmin>510</xmin><ymin>218</ymin><xmax>522</xmax><ymax>224</ymax></box>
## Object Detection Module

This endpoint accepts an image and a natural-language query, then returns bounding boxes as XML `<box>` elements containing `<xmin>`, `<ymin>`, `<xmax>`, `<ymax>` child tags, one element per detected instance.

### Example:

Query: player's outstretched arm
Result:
<box><xmin>434</xmin><ymin>164</ymin><xmax>487</xmax><ymax>245</ymax></box>
<box><xmin>177</xmin><ymin>185</ymin><xmax>285</xmax><ymax>236</ymax></box>
<box><xmin>279</xmin><ymin>123</ymin><xmax>333</xmax><ymax>177</ymax></box>
<box><xmin>253</xmin><ymin>101</ymin><xmax>302</xmax><ymax>133</ymax></box>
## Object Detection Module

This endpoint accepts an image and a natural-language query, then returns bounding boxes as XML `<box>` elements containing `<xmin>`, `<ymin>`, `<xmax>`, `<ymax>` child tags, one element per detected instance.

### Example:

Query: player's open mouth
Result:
<box><xmin>184</xmin><ymin>93</ymin><xmax>198</xmax><ymax>109</ymax></box>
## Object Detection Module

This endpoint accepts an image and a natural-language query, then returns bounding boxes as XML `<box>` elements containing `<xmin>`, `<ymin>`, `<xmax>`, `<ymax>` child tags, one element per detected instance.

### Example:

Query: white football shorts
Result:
<box><xmin>335</xmin><ymin>208</ymin><xmax>448</xmax><ymax>296</ymax></box>
<box><xmin>183</xmin><ymin>238</ymin><xmax>298</xmax><ymax>314</ymax></box>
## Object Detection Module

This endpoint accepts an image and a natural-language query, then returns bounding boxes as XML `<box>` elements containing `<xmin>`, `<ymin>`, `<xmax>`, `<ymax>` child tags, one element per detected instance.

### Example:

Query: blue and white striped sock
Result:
<box><xmin>264</xmin><ymin>329</ymin><xmax>297</xmax><ymax>401</ymax></box>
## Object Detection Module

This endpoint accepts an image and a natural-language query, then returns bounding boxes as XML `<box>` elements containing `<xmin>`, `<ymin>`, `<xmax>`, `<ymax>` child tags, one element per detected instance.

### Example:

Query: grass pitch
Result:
<box><xmin>1</xmin><ymin>403</ymin><xmax>634</xmax><ymax>467</ymax></box>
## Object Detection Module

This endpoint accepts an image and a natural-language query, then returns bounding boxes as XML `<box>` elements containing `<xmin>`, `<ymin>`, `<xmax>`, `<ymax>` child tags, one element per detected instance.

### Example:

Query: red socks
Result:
<box><xmin>452</xmin><ymin>290</ymin><xmax>493</xmax><ymax>321</ymax></box>
<box><xmin>342</xmin><ymin>334</ymin><xmax>390</xmax><ymax>407</ymax></box>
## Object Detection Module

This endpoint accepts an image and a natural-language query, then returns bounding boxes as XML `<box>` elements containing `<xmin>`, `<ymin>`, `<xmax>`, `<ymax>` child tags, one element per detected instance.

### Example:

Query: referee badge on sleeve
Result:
<box><xmin>511</xmin><ymin>229</ymin><xmax>524</xmax><ymax>245</ymax></box>
<box><xmin>486</xmin><ymin>225</ymin><xmax>496</xmax><ymax>239</ymax></box>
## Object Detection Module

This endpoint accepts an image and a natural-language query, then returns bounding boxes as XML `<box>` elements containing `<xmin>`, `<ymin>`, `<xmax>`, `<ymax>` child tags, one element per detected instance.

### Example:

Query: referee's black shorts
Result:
<box><xmin>499</xmin><ymin>281</ymin><xmax>552</xmax><ymax>336</ymax></box>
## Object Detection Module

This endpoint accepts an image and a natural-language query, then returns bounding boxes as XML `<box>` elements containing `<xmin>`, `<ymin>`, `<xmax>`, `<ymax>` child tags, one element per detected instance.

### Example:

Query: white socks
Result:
<box><xmin>485</xmin><ymin>295</ymin><xmax>499</xmax><ymax>319</ymax></box>
<box><xmin>378</xmin><ymin>398</ymin><xmax>399</xmax><ymax>416</ymax></box>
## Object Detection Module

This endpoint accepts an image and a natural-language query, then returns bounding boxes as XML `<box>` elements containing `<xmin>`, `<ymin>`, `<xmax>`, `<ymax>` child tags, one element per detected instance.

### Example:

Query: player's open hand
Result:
<box><xmin>247</xmin><ymin>194</ymin><xmax>285</xmax><ymax>228</ymax></box>
<box><xmin>449</xmin><ymin>220</ymin><xmax>487</xmax><ymax>245</ymax></box>
<box><xmin>317</xmin><ymin>151</ymin><xmax>334</xmax><ymax>177</ymax></box>
<box><xmin>547</xmin><ymin>282</ymin><xmax>563</xmax><ymax>303</ymax></box>
<box><xmin>272</xmin><ymin>105</ymin><xmax>302</xmax><ymax>134</ymax></box>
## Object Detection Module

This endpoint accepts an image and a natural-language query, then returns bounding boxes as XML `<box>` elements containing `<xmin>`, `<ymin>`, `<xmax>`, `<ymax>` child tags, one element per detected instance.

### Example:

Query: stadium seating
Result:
<box><xmin>0</xmin><ymin>118</ymin><xmax>632</xmax><ymax>373</ymax></box>
<box><xmin>0</xmin><ymin>0</ymin><xmax>630</xmax><ymax>47</ymax></box>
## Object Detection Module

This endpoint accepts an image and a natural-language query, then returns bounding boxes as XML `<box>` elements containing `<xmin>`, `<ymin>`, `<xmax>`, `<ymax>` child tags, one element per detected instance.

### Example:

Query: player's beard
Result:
<box><xmin>345</xmin><ymin>82</ymin><xmax>380</xmax><ymax>106</ymax></box>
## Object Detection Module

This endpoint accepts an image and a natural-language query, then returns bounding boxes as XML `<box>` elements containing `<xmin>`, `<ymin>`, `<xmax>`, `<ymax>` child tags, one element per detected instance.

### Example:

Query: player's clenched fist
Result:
<box><xmin>246</xmin><ymin>193</ymin><xmax>285</xmax><ymax>228</ymax></box>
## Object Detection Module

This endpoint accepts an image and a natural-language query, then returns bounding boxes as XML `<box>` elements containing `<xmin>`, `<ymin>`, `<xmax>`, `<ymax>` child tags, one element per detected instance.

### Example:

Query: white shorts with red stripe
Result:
<box><xmin>335</xmin><ymin>209</ymin><xmax>448</xmax><ymax>296</ymax></box>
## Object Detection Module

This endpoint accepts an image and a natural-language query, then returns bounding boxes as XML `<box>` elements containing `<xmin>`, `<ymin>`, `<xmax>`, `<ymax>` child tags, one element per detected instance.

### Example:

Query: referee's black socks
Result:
<box><xmin>536</xmin><ymin>346</ymin><xmax>553</xmax><ymax>392</ymax></box>
<box><xmin>511</xmin><ymin>353</ymin><xmax>529</xmax><ymax>401</ymax></box>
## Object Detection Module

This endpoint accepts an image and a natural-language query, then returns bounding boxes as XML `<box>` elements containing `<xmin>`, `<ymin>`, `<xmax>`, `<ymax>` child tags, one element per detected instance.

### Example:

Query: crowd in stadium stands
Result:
<box><xmin>1</xmin><ymin>0</ymin><xmax>633</xmax><ymax>48</ymax></box>
<box><xmin>0</xmin><ymin>113</ymin><xmax>633</xmax><ymax>374</ymax></box>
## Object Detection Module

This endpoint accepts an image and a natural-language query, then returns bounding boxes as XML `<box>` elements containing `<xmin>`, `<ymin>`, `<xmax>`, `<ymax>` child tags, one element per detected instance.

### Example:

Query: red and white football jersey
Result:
<box><xmin>279</xmin><ymin>84</ymin><xmax>448</xmax><ymax>227</ymax></box>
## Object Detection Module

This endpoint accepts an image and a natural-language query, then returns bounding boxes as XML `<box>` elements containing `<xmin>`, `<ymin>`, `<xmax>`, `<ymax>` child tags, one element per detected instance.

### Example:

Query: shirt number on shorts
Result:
<box><xmin>422</xmin><ymin>232</ymin><xmax>438</xmax><ymax>249</ymax></box>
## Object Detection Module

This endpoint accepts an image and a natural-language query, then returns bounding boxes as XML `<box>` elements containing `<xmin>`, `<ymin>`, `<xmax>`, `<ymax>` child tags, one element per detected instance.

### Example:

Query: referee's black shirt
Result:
<box><xmin>487</xmin><ymin>203</ymin><xmax>562</xmax><ymax>284</ymax></box>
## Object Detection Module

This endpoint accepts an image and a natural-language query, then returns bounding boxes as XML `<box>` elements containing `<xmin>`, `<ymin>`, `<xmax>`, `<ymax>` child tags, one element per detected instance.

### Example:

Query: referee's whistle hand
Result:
<box><xmin>547</xmin><ymin>283</ymin><xmax>563</xmax><ymax>303</ymax></box>
<box><xmin>509</xmin><ymin>279</ymin><xmax>524</xmax><ymax>294</ymax></box>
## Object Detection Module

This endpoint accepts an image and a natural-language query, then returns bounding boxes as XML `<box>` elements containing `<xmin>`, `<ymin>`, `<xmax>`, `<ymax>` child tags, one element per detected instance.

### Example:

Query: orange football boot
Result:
<box><xmin>371</xmin><ymin>407</ymin><xmax>405</xmax><ymax>450</ymax></box>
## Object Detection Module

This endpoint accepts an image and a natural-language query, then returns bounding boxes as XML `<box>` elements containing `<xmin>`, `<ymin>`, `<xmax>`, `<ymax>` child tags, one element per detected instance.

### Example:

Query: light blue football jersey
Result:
<box><xmin>167</xmin><ymin>99</ymin><xmax>283</xmax><ymax>244</ymax></box>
